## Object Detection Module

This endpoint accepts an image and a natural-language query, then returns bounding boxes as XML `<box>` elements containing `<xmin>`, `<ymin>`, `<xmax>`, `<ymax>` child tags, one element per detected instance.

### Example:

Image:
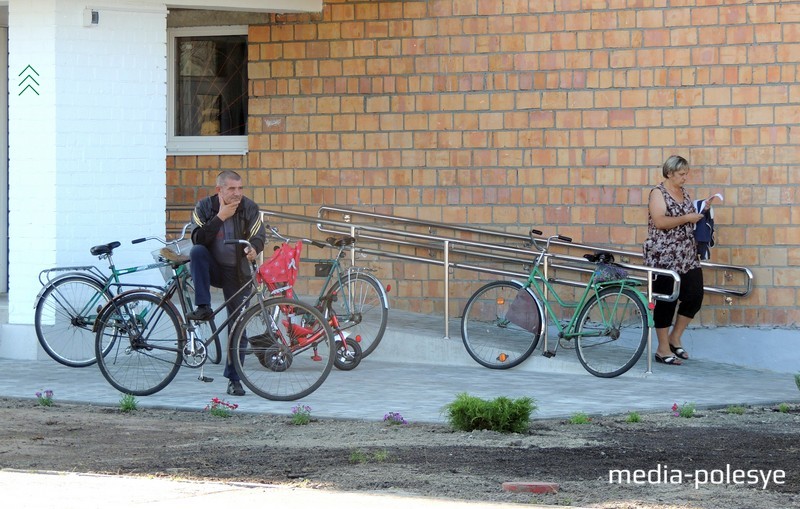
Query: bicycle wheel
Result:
<box><xmin>334</xmin><ymin>337</ymin><xmax>362</xmax><ymax>371</ymax></box>
<box><xmin>34</xmin><ymin>274</ymin><xmax>112</xmax><ymax>367</ymax></box>
<box><xmin>575</xmin><ymin>286</ymin><xmax>648</xmax><ymax>378</ymax></box>
<box><xmin>325</xmin><ymin>272</ymin><xmax>388</xmax><ymax>358</ymax></box>
<box><xmin>461</xmin><ymin>281</ymin><xmax>542</xmax><ymax>369</ymax></box>
<box><xmin>95</xmin><ymin>292</ymin><xmax>184</xmax><ymax>395</ymax></box>
<box><xmin>232</xmin><ymin>297</ymin><xmax>334</xmax><ymax>401</ymax></box>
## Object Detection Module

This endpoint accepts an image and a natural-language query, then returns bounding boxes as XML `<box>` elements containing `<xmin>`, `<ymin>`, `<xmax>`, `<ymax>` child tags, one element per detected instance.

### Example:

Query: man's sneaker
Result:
<box><xmin>227</xmin><ymin>380</ymin><xmax>246</xmax><ymax>396</ymax></box>
<box><xmin>186</xmin><ymin>305</ymin><xmax>213</xmax><ymax>321</ymax></box>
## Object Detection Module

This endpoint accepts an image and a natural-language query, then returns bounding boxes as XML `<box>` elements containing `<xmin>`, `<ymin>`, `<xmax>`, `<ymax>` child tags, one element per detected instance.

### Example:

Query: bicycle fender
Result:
<box><xmin>92</xmin><ymin>289</ymin><xmax>180</xmax><ymax>333</ymax></box>
<box><xmin>358</xmin><ymin>272</ymin><xmax>390</xmax><ymax>309</ymax></box>
<box><xmin>523</xmin><ymin>285</ymin><xmax>546</xmax><ymax>340</ymax></box>
<box><xmin>631</xmin><ymin>287</ymin><xmax>656</xmax><ymax>329</ymax></box>
<box><xmin>33</xmin><ymin>273</ymin><xmax>106</xmax><ymax>309</ymax></box>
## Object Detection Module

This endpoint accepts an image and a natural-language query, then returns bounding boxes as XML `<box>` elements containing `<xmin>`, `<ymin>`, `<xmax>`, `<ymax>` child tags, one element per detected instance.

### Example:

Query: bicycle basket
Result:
<box><xmin>593</xmin><ymin>263</ymin><xmax>629</xmax><ymax>283</ymax></box>
<box><xmin>151</xmin><ymin>238</ymin><xmax>193</xmax><ymax>282</ymax></box>
<box><xmin>257</xmin><ymin>241</ymin><xmax>302</xmax><ymax>296</ymax></box>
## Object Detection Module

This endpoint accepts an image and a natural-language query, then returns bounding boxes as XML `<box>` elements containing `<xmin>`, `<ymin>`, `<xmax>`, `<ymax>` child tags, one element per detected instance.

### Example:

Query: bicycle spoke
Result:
<box><xmin>233</xmin><ymin>298</ymin><xmax>334</xmax><ymax>401</ymax></box>
<box><xmin>35</xmin><ymin>276</ymin><xmax>110</xmax><ymax>367</ymax></box>
<box><xmin>96</xmin><ymin>293</ymin><xmax>183</xmax><ymax>395</ymax></box>
<box><xmin>461</xmin><ymin>281</ymin><xmax>541</xmax><ymax>369</ymax></box>
<box><xmin>576</xmin><ymin>287</ymin><xmax>648</xmax><ymax>378</ymax></box>
<box><xmin>326</xmin><ymin>273</ymin><xmax>388</xmax><ymax>358</ymax></box>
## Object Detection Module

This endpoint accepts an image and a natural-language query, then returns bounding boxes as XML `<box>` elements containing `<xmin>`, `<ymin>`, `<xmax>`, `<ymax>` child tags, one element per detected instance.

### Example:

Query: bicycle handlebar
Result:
<box><xmin>529</xmin><ymin>229</ymin><xmax>573</xmax><ymax>253</ymax></box>
<box><xmin>268</xmin><ymin>226</ymin><xmax>328</xmax><ymax>250</ymax></box>
<box><xmin>132</xmin><ymin>223</ymin><xmax>192</xmax><ymax>246</ymax></box>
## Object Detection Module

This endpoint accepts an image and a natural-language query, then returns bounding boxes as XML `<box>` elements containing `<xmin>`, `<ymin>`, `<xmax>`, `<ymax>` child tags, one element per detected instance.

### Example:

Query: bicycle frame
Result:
<box><xmin>521</xmin><ymin>239</ymin><xmax>653</xmax><ymax>355</ymax></box>
<box><xmin>36</xmin><ymin>259</ymin><xmax>169</xmax><ymax>326</ymax></box>
<box><xmin>35</xmin><ymin>224</ymin><xmax>192</xmax><ymax>320</ymax></box>
<box><xmin>307</xmin><ymin>250</ymin><xmax>359</xmax><ymax>317</ymax></box>
<box><xmin>120</xmin><ymin>249</ymin><xmax>326</xmax><ymax>369</ymax></box>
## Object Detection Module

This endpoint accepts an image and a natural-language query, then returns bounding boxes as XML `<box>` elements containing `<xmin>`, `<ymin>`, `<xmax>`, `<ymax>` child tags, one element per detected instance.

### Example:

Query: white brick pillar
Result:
<box><xmin>2</xmin><ymin>0</ymin><xmax>168</xmax><ymax>359</ymax></box>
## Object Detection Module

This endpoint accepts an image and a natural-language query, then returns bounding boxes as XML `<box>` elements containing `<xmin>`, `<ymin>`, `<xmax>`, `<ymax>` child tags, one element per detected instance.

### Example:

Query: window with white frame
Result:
<box><xmin>167</xmin><ymin>26</ymin><xmax>248</xmax><ymax>155</ymax></box>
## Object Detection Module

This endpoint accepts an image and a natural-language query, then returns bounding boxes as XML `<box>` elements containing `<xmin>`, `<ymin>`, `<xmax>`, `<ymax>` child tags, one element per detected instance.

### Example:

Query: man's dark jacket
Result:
<box><xmin>191</xmin><ymin>195</ymin><xmax>267</xmax><ymax>283</ymax></box>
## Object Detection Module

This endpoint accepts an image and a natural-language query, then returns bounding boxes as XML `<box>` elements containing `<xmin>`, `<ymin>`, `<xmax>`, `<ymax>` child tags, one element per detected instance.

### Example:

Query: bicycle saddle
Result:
<box><xmin>583</xmin><ymin>251</ymin><xmax>615</xmax><ymax>264</ymax></box>
<box><xmin>326</xmin><ymin>236</ymin><xmax>355</xmax><ymax>248</ymax></box>
<box><xmin>90</xmin><ymin>242</ymin><xmax>121</xmax><ymax>256</ymax></box>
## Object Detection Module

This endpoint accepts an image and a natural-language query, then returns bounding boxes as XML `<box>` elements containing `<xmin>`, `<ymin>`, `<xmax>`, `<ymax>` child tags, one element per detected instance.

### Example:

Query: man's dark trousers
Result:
<box><xmin>189</xmin><ymin>244</ymin><xmax>249</xmax><ymax>381</ymax></box>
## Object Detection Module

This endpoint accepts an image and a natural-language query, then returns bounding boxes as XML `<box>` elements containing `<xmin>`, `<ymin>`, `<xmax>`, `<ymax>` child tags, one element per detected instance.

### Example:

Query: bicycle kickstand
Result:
<box><xmin>198</xmin><ymin>366</ymin><xmax>214</xmax><ymax>383</ymax></box>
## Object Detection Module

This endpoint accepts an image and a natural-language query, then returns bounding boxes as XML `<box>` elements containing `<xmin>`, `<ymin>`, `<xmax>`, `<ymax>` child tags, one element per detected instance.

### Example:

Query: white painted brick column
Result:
<box><xmin>2</xmin><ymin>0</ymin><xmax>168</xmax><ymax>359</ymax></box>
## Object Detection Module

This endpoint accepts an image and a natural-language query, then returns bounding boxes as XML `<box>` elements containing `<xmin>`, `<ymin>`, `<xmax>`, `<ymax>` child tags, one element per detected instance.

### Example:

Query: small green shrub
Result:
<box><xmin>35</xmin><ymin>390</ymin><xmax>54</xmax><ymax>407</ymax></box>
<box><xmin>568</xmin><ymin>412</ymin><xmax>592</xmax><ymax>424</ymax></box>
<box><xmin>726</xmin><ymin>405</ymin><xmax>746</xmax><ymax>415</ymax></box>
<box><xmin>794</xmin><ymin>373</ymin><xmax>800</xmax><ymax>392</ymax></box>
<box><xmin>205</xmin><ymin>397</ymin><xmax>238</xmax><ymax>418</ymax></box>
<box><xmin>626</xmin><ymin>411</ymin><xmax>641</xmax><ymax>423</ymax></box>
<box><xmin>291</xmin><ymin>405</ymin><xmax>312</xmax><ymax>425</ymax></box>
<box><xmin>443</xmin><ymin>393</ymin><xmax>535</xmax><ymax>433</ymax></box>
<box><xmin>383</xmin><ymin>411</ymin><xmax>408</xmax><ymax>425</ymax></box>
<box><xmin>672</xmin><ymin>402</ymin><xmax>696</xmax><ymax>418</ymax></box>
<box><xmin>119</xmin><ymin>394</ymin><xmax>138</xmax><ymax>413</ymax></box>
<box><xmin>373</xmin><ymin>450</ymin><xmax>390</xmax><ymax>462</ymax></box>
<box><xmin>777</xmin><ymin>403</ymin><xmax>790</xmax><ymax>413</ymax></box>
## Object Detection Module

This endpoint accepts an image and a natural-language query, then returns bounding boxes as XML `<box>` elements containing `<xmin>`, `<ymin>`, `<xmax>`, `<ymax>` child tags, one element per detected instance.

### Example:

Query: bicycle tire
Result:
<box><xmin>575</xmin><ymin>286</ymin><xmax>648</xmax><ymax>378</ymax></box>
<box><xmin>34</xmin><ymin>274</ymin><xmax>113</xmax><ymax>367</ymax></box>
<box><xmin>334</xmin><ymin>337</ymin><xmax>362</xmax><ymax>371</ymax></box>
<box><xmin>324</xmin><ymin>272</ymin><xmax>388</xmax><ymax>358</ymax></box>
<box><xmin>232</xmin><ymin>297</ymin><xmax>334</xmax><ymax>401</ymax></box>
<box><xmin>461</xmin><ymin>280</ymin><xmax>542</xmax><ymax>369</ymax></box>
<box><xmin>95</xmin><ymin>292</ymin><xmax>184</xmax><ymax>395</ymax></box>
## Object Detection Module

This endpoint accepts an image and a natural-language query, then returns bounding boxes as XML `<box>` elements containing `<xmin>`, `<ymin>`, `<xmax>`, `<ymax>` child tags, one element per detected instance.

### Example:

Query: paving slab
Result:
<box><xmin>2</xmin><ymin>310</ymin><xmax>798</xmax><ymax>423</ymax></box>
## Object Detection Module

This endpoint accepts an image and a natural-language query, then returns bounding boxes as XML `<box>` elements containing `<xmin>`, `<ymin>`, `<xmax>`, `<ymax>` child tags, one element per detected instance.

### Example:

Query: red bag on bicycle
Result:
<box><xmin>257</xmin><ymin>241</ymin><xmax>302</xmax><ymax>297</ymax></box>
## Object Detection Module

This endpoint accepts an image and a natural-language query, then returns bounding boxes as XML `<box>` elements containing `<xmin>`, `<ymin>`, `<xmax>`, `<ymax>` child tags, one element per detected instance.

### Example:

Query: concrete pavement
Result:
<box><xmin>2</xmin><ymin>309</ymin><xmax>799</xmax><ymax>509</ymax></box>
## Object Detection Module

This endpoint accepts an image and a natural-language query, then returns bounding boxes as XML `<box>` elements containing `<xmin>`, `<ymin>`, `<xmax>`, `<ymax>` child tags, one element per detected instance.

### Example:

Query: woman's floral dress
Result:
<box><xmin>643</xmin><ymin>183</ymin><xmax>700</xmax><ymax>275</ymax></box>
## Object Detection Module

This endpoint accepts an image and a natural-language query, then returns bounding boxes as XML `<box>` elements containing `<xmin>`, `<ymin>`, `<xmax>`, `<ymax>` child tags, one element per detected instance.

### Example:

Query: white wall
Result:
<box><xmin>2</xmin><ymin>0</ymin><xmax>168</xmax><ymax>358</ymax></box>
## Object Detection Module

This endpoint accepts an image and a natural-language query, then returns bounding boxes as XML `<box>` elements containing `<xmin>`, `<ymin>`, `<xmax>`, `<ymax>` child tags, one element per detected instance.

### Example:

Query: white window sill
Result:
<box><xmin>167</xmin><ymin>137</ymin><xmax>248</xmax><ymax>156</ymax></box>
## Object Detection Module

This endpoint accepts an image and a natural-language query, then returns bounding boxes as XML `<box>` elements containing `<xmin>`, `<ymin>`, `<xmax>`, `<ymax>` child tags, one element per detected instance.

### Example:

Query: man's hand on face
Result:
<box><xmin>217</xmin><ymin>194</ymin><xmax>240</xmax><ymax>221</ymax></box>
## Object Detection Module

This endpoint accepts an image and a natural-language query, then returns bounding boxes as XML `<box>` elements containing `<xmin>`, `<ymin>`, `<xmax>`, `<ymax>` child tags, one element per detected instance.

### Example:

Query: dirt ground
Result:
<box><xmin>0</xmin><ymin>396</ymin><xmax>798</xmax><ymax>508</ymax></box>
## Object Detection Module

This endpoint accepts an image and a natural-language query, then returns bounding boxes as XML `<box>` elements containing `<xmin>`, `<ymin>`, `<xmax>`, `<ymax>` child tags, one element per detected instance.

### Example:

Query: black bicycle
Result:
<box><xmin>93</xmin><ymin>239</ymin><xmax>335</xmax><ymax>401</ymax></box>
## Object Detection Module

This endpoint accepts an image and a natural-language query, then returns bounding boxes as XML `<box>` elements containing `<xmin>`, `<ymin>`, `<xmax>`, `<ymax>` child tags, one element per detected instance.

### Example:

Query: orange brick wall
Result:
<box><xmin>168</xmin><ymin>0</ymin><xmax>800</xmax><ymax>327</ymax></box>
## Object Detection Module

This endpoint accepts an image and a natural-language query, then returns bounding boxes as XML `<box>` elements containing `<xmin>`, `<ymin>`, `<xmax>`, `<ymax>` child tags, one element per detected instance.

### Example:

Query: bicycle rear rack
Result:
<box><xmin>38</xmin><ymin>265</ymin><xmax>106</xmax><ymax>287</ymax></box>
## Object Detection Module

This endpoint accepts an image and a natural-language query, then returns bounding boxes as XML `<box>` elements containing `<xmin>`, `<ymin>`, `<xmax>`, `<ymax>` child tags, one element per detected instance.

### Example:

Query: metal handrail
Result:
<box><xmin>260</xmin><ymin>208</ymin><xmax>689</xmax><ymax>331</ymax></box>
<box><xmin>315</xmin><ymin>206</ymin><xmax>753</xmax><ymax>296</ymax></box>
<box><xmin>309</xmin><ymin>206</ymin><xmax>754</xmax><ymax>375</ymax></box>
<box><xmin>168</xmin><ymin>204</ymin><xmax>753</xmax><ymax>375</ymax></box>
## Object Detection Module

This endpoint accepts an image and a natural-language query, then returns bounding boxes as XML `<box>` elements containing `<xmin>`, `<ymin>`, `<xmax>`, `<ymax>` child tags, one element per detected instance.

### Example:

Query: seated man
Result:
<box><xmin>187</xmin><ymin>170</ymin><xmax>266</xmax><ymax>396</ymax></box>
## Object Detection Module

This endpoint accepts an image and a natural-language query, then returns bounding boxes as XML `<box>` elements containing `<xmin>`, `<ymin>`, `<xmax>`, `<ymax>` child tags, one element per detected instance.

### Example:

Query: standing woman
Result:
<box><xmin>643</xmin><ymin>155</ymin><xmax>716</xmax><ymax>366</ymax></box>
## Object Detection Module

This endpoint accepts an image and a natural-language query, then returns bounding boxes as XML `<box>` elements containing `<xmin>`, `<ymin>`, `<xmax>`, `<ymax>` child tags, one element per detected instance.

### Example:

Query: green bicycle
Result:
<box><xmin>461</xmin><ymin>229</ymin><xmax>652</xmax><ymax>378</ymax></box>
<box><xmin>33</xmin><ymin>225</ymin><xmax>195</xmax><ymax>368</ymax></box>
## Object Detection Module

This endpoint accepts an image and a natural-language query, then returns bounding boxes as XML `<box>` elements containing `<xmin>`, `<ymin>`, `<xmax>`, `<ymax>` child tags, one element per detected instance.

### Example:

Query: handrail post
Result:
<box><xmin>443</xmin><ymin>239</ymin><xmax>450</xmax><ymax>340</ymax></box>
<box><xmin>350</xmin><ymin>225</ymin><xmax>356</xmax><ymax>266</ymax></box>
<box><xmin>646</xmin><ymin>269</ymin><xmax>654</xmax><ymax>375</ymax></box>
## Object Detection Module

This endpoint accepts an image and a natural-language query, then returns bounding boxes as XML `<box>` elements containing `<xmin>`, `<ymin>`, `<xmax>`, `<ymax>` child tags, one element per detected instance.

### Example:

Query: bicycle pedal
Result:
<box><xmin>542</xmin><ymin>350</ymin><xmax>556</xmax><ymax>358</ymax></box>
<box><xmin>198</xmin><ymin>375</ymin><xmax>214</xmax><ymax>382</ymax></box>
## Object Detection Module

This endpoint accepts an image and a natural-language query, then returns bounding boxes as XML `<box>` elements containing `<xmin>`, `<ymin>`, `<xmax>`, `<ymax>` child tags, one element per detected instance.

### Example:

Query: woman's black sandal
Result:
<box><xmin>669</xmin><ymin>344</ymin><xmax>689</xmax><ymax>360</ymax></box>
<box><xmin>655</xmin><ymin>353</ymin><xmax>682</xmax><ymax>365</ymax></box>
